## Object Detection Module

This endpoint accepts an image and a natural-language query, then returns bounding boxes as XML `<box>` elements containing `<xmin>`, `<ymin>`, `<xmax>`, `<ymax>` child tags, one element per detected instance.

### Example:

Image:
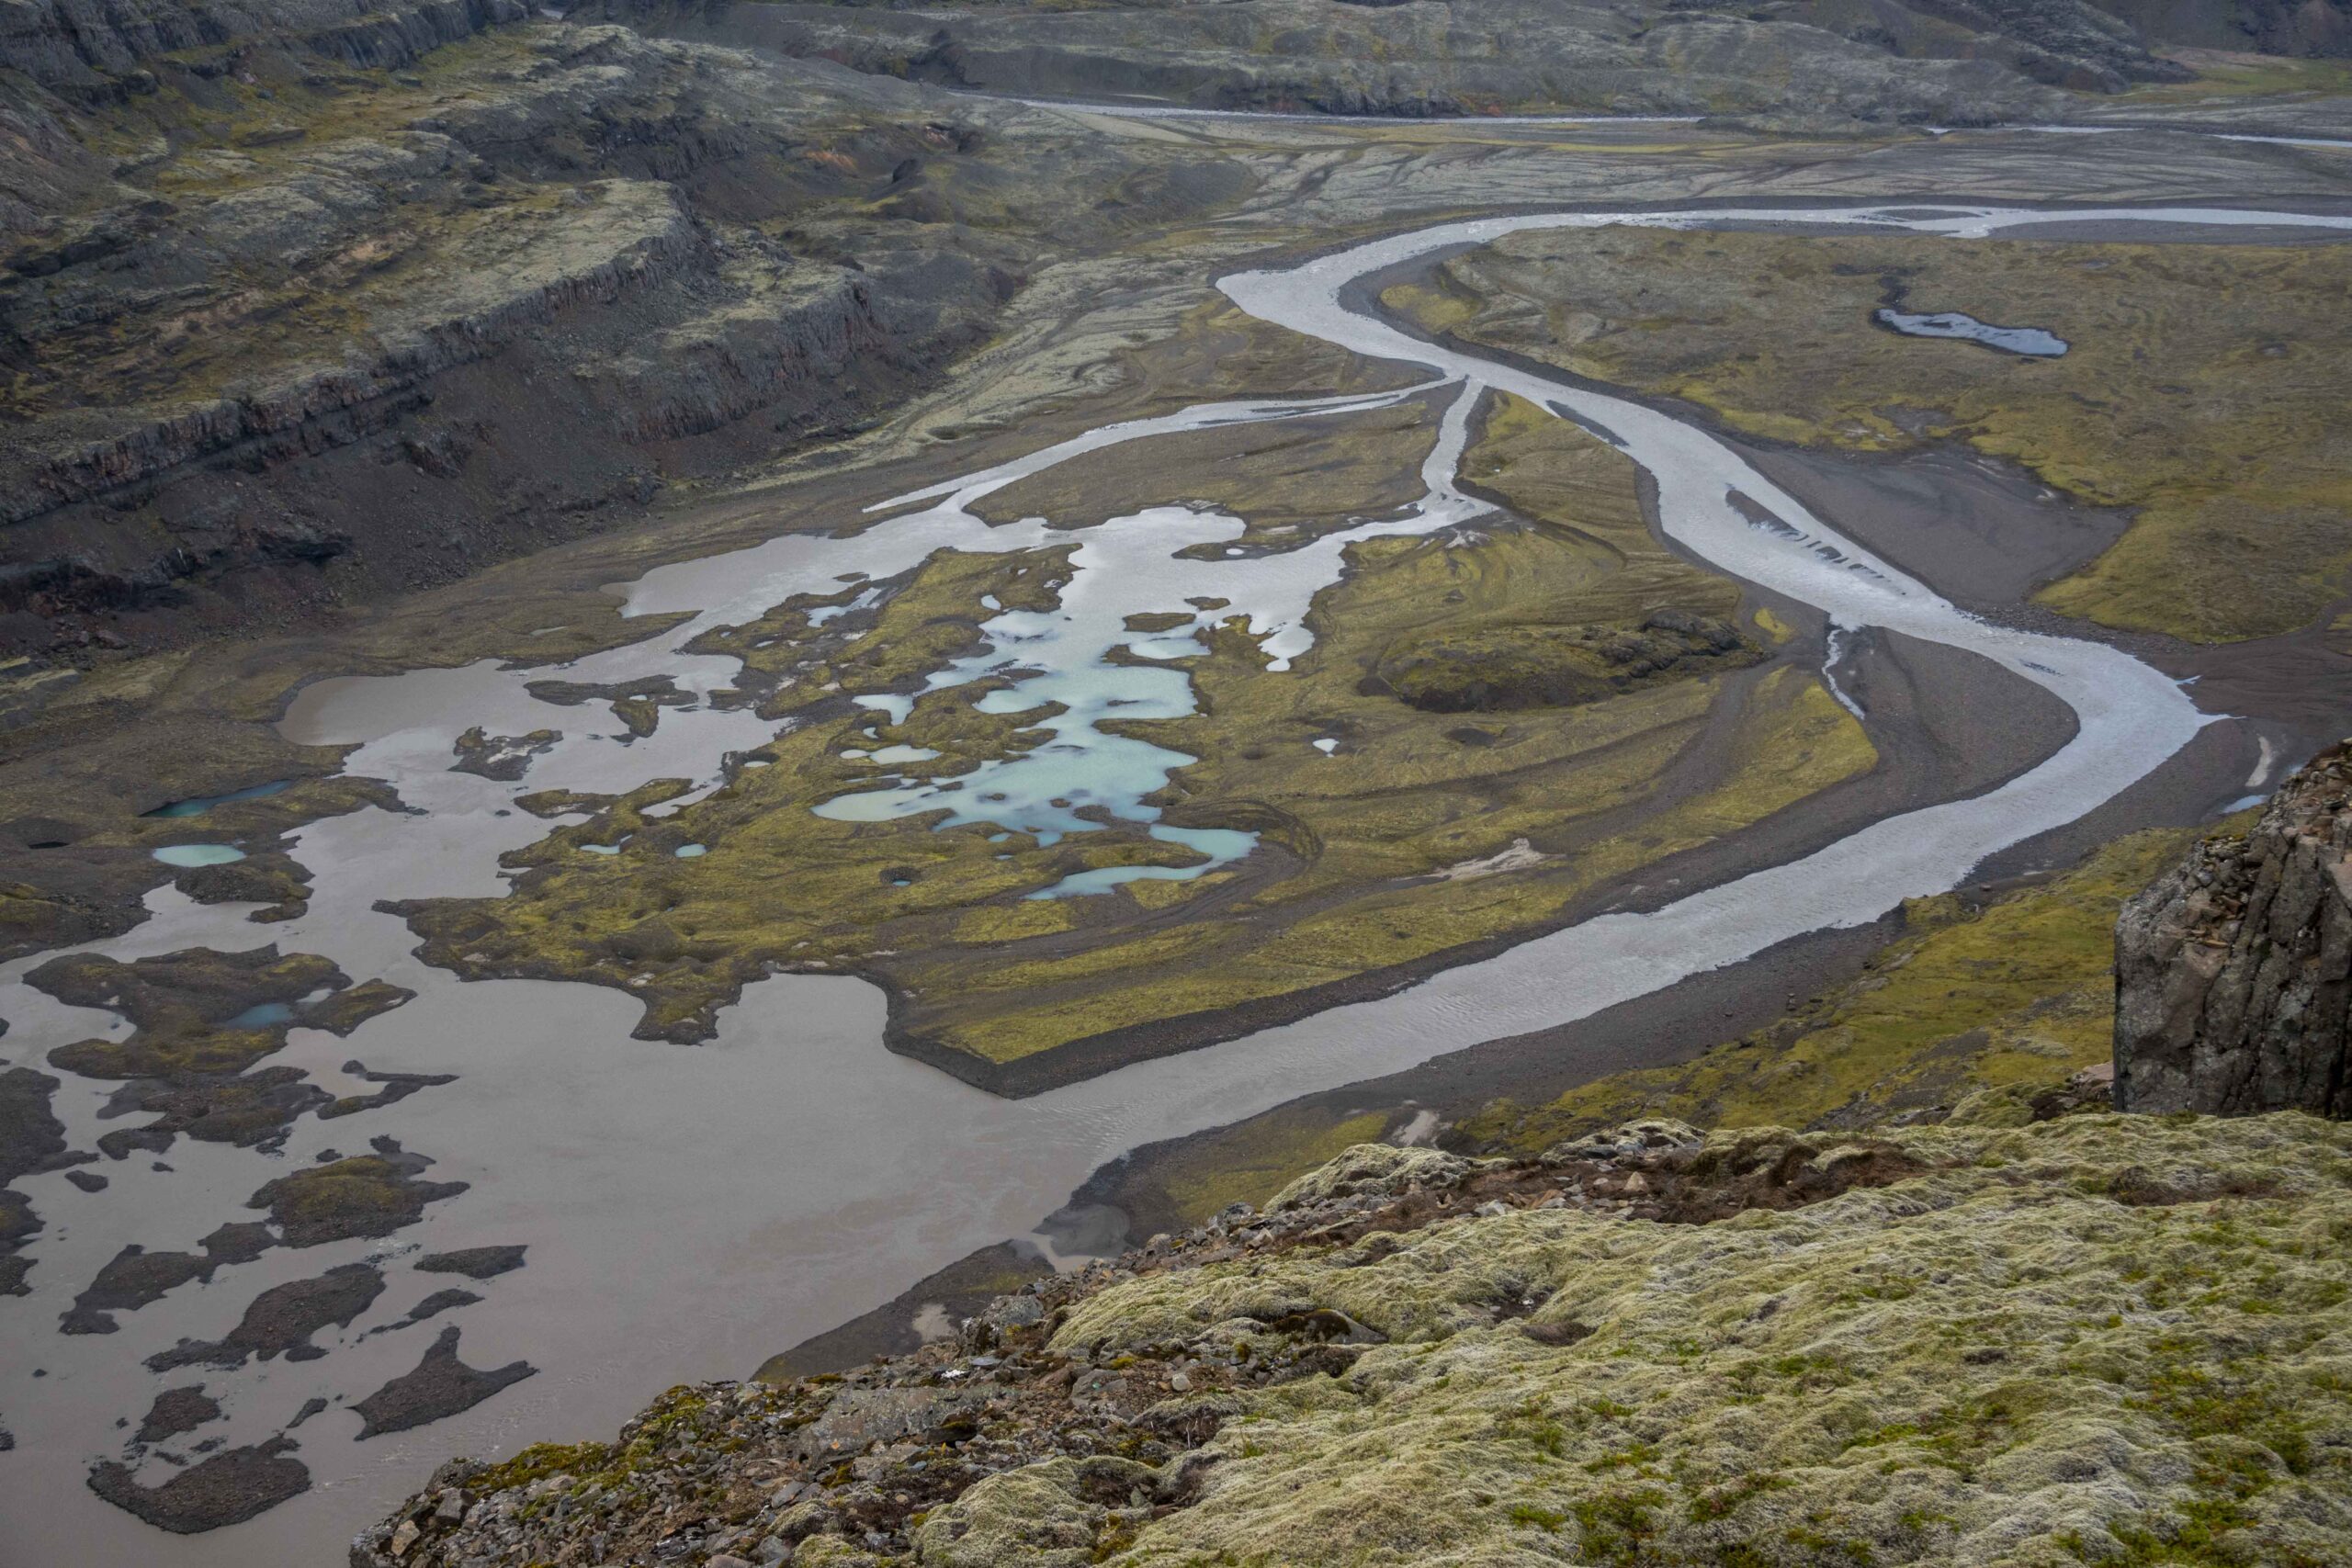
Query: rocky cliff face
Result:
<box><xmin>2115</xmin><ymin>741</ymin><xmax>2352</xmax><ymax>1117</ymax></box>
<box><xmin>617</xmin><ymin>0</ymin><xmax>2185</xmax><ymax>118</ymax></box>
<box><xmin>0</xmin><ymin>17</ymin><xmax>1245</xmax><ymax>660</ymax></box>
<box><xmin>356</xmin><ymin>1111</ymin><xmax>2352</xmax><ymax>1567</ymax></box>
<box><xmin>0</xmin><ymin>0</ymin><xmax>524</xmax><ymax>94</ymax></box>
<box><xmin>2092</xmin><ymin>0</ymin><xmax>2352</xmax><ymax>57</ymax></box>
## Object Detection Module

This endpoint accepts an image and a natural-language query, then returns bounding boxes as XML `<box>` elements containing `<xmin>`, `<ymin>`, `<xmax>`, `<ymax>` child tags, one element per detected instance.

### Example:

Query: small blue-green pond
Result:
<box><xmin>1875</xmin><ymin>308</ymin><xmax>2067</xmax><ymax>356</ymax></box>
<box><xmin>143</xmin><ymin>780</ymin><xmax>294</xmax><ymax>818</ymax></box>
<box><xmin>153</xmin><ymin>844</ymin><xmax>247</xmax><ymax>867</ymax></box>
<box><xmin>1030</xmin><ymin>824</ymin><xmax>1258</xmax><ymax>898</ymax></box>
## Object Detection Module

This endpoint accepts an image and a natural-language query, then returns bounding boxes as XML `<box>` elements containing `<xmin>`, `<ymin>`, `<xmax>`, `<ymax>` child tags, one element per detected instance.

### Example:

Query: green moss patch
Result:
<box><xmin>1069</xmin><ymin>1114</ymin><xmax>2352</xmax><ymax>1567</ymax></box>
<box><xmin>1396</xmin><ymin>229</ymin><xmax>2352</xmax><ymax>642</ymax></box>
<box><xmin>1466</xmin><ymin>823</ymin><xmax>2219</xmax><ymax>1150</ymax></box>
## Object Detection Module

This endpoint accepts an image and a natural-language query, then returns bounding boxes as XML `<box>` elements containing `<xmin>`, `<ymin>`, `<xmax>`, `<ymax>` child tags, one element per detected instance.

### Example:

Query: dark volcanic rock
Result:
<box><xmin>0</xmin><ymin>1066</ymin><xmax>74</xmax><ymax>1294</ymax></box>
<box><xmin>87</xmin><ymin>1436</ymin><xmax>311</xmax><ymax>1533</ymax></box>
<box><xmin>61</xmin><ymin>1221</ymin><xmax>285</xmax><ymax>1334</ymax></box>
<box><xmin>64</xmin><ymin>1246</ymin><xmax>211</xmax><ymax>1335</ymax></box>
<box><xmin>316</xmin><ymin>1060</ymin><xmax>458</xmax><ymax>1122</ymax></box>
<box><xmin>202</xmin><ymin>1221</ymin><xmax>277</xmax><ymax>1265</ymax></box>
<box><xmin>365</xmin><ymin>1287</ymin><xmax>483</xmax><ymax>1337</ymax></box>
<box><xmin>415</xmin><ymin>1245</ymin><xmax>526</xmax><ymax>1280</ymax></box>
<box><xmin>450</xmin><ymin>727</ymin><xmax>561</xmax><ymax>781</ymax></box>
<box><xmin>2116</xmin><ymin>740</ymin><xmax>2352</xmax><ymax>1117</ymax></box>
<box><xmin>352</xmin><ymin>1325</ymin><xmax>536</xmax><ymax>1438</ymax></box>
<box><xmin>34</xmin><ymin>946</ymin><xmax>415</xmax><ymax>1162</ymax></box>
<box><xmin>96</xmin><ymin>1067</ymin><xmax>334</xmax><ymax>1157</ymax></box>
<box><xmin>246</xmin><ymin>1137</ymin><xmax>466</xmax><ymax>1246</ymax></box>
<box><xmin>135</xmin><ymin>1386</ymin><xmax>223</xmax><ymax>1446</ymax></box>
<box><xmin>145</xmin><ymin>1262</ymin><xmax>385</xmax><ymax>1371</ymax></box>
<box><xmin>0</xmin><ymin>1065</ymin><xmax>71</xmax><ymax>1179</ymax></box>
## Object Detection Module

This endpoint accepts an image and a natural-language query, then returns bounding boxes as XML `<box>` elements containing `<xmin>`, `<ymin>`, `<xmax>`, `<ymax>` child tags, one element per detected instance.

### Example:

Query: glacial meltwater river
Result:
<box><xmin>5</xmin><ymin>203</ymin><xmax>2349</xmax><ymax>1566</ymax></box>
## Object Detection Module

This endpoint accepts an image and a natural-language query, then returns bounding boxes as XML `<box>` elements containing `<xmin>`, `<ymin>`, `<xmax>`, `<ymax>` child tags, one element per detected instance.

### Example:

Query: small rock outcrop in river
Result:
<box><xmin>2115</xmin><ymin>739</ymin><xmax>2352</xmax><ymax>1117</ymax></box>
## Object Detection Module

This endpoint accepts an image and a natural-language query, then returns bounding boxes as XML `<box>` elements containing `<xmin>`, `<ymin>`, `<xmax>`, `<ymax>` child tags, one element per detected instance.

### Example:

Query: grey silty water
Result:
<box><xmin>4</xmin><ymin>203</ymin><xmax>2347</xmax><ymax>1568</ymax></box>
<box><xmin>1875</xmin><ymin>307</ymin><xmax>2068</xmax><ymax>355</ymax></box>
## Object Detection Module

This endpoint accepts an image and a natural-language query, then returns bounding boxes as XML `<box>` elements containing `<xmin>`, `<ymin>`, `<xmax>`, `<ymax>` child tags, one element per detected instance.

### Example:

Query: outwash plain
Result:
<box><xmin>2</xmin><ymin>1</ymin><xmax>2352</xmax><ymax>1564</ymax></box>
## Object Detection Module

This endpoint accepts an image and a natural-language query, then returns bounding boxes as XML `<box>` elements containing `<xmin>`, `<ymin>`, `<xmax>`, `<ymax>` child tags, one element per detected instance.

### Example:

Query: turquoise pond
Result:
<box><xmin>808</xmin><ymin>563</ymin><xmax>1264</xmax><ymax>897</ymax></box>
<box><xmin>1874</xmin><ymin>308</ymin><xmax>2067</xmax><ymax>357</ymax></box>
<box><xmin>152</xmin><ymin>844</ymin><xmax>247</xmax><ymax>867</ymax></box>
<box><xmin>142</xmin><ymin>780</ymin><xmax>294</xmax><ymax>818</ymax></box>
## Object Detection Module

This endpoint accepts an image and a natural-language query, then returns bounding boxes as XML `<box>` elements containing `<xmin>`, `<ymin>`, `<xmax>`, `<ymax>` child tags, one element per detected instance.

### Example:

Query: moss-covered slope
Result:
<box><xmin>359</xmin><ymin>1112</ymin><xmax>2352</xmax><ymax>1567</ymax></box>
<box><xmin>1465</xmin><ymin>820</ymin><xmax>2221</xmax><ymax>1151</ymax></box>
<box><xmin>1390</xmin><ymin>228</ymin><xmax>2352</xmax><ymax>642</ymax></box>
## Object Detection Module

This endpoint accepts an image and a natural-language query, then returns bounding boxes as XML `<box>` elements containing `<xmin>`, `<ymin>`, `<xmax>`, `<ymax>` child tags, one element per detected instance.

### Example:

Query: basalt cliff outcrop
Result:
<box><xmin>2115</xmin><ymin>741</ymin><xmax>2352</xmax><ymax>1117</ymax></box>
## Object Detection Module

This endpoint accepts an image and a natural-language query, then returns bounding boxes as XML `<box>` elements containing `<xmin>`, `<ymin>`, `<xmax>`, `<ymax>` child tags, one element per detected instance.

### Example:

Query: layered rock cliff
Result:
<box><xmin>612</xmin><ymin>0</ymin><xmax>2185</xmax><ymax>119</ymax></box>
<box><xmin>1</xmin><ymin>0</ymin><xmax>525</xmax><ymax>94</ymax></box>
<box><xmin>2115</xmin><ymin>741</ymin><xmax>2352</xmax><ymax>1117</ymax></box>
<box><xmin>0</xmin><ymin>16</ymin><xmax>1247</xmax><ymax>659</ymax></box>
<box><xmin>356</xmin><ymin>1112</ymin><xmax>2352</xmax><ymax>1567</ymax></box>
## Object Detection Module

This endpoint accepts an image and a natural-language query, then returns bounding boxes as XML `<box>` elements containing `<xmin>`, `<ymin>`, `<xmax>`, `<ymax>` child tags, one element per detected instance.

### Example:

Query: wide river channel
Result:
<box><xmin>5</xmin><ymin>201</ymin><xmax>2347</xmax><ymax>1565</ymax></box>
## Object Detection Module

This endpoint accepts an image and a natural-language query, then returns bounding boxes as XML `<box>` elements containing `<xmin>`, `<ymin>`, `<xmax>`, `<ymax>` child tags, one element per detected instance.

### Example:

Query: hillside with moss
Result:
<box><xmin>1386</xmin><ymin>229</ymin><xmax>2352</xmax><ymax>643</ymax></box>
<box><xmin>356</xmin><ymin>1108</ymin><xmax>2352</xmax><ymax>1567</ymax></box>
<box><xmin>1464</xmin><ymin>820</ymin><xmax>2228</xmax><ymax>1152</ymax></box>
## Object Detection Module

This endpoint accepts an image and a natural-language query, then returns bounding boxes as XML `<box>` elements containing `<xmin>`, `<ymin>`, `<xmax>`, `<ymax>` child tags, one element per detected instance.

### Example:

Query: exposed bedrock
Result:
<box><xmin>1</xmin><ymin>0</ymin><xmax>526</xmax><ymax>94</ymax></box>
<box><xmin>2093</xmin><ymin>0</ymin><xmax>2352</xmax><ymax>57</ymax></box>
<box><xmin>609</xmin><ymin>0</ymin><xmax>2184</xmax><ymax>116</ymax></box>
<box><xmin>2115</xmin><ymin>739</ymin><xmax>2352</xmax><ymax>1117</ymax></box>
<box><xmin>0</xmin><ymin>19</ymin><xmax>1238</xmax><ymax>658</ymax></box>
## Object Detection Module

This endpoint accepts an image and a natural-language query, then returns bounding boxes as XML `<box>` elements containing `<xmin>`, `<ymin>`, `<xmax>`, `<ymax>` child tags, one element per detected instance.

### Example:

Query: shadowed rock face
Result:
<box><xmin>2115</xmin><ymin>740</ymin><xmax>2352</xmax><ymax>1118</ymax></box>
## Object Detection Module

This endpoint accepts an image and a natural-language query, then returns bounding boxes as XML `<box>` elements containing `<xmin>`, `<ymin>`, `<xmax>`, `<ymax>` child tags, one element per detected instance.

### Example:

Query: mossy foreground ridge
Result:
<box><xmin>359</xmin><ymin>1111</ymin><xmax>2352</xmax><ymax>1567</ymax></box>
